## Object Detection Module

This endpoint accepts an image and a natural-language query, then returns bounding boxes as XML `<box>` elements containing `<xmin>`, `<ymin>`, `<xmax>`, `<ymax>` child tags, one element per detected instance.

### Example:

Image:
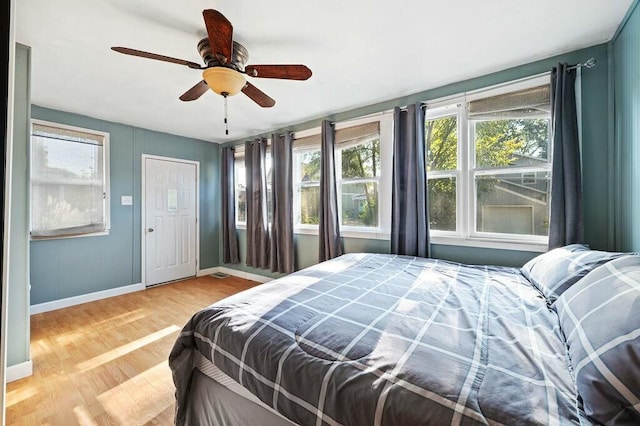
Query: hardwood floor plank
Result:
<box><xmin>6</xmin><ymin>275</ymin><xmax>260</xmax><ymax>425</ymax></box>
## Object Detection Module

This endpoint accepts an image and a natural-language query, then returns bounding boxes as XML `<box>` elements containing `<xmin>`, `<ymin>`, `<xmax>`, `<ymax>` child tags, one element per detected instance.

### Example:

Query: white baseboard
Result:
<box><xmin>196</xmin><ymin>267</ymin><xmax>218</xmax><ymax>277</ymax></box>
<box><xmin>30</xmin><ymin>283</ymin><xmax>145</xmax><ymax>315</ymax></box>
<box><xmin>198</xmin><ymin>266</ymin><xmax>272</xmax><ymax>283</ymax></box>
<box><xmin>6</xmin><ymin>360</ymin><xmax>32</xmax><ymax>382</ymax></box>
<box><xmin>217</xmin><ymin>267</ymin><xmax>273</xmax><ymax>283</ymax></box>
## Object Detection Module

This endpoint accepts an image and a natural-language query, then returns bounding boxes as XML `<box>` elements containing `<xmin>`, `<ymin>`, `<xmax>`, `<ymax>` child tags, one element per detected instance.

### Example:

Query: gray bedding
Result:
<box><xmin>170</xmin><ymin>253</ymin><xmax>583</xmax><ymax>425</ymax></box>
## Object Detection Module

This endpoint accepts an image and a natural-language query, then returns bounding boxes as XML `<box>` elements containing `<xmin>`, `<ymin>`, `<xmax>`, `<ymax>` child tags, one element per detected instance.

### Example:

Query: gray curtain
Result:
<box><xmin>221</xmin><ymin>147</ymin><xmax>240</xmax><ymax>264</ymax></box>
<box><xmin>245</xmin><ymin>138</ymin><xmax>270</xmax><ymax>268</ymax></box>
<box><xmin>318</xmin><ymin>120</ymin><xmax>343</xmax><ymax>262</ymax></box>
<box><xmin>270</xmin><ymin>132</ymin><xmax>295</xmax><ymax>273</ymax></box>
<box><xmin>549</xmin><ymin>63</ymin><xmax>584</xmax><ymax>249</ymax></box>
<box><xmin>391</xmin><ymin>104</ymin><xmax>430</xmax><ymax>258</ymax></box>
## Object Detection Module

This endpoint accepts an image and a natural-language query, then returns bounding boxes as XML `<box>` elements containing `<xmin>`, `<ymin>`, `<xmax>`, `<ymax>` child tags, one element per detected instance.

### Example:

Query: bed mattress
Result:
<box><xmin>170</xmin><ymin>253</ymin><xmax>582</xmax><ymax>425</ymax></box>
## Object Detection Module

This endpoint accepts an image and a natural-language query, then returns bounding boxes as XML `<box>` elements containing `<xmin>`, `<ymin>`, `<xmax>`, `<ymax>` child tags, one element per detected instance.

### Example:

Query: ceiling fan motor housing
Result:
<box><xmin>197</xmin><ymin>38</ymin><xmax>249</xmax><ymax>71</ymax></box>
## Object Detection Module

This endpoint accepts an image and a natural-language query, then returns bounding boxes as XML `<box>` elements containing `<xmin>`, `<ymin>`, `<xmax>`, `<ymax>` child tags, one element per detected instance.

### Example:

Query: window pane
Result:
<box><xmin>425</xmin><ymin>115</ymin><xmax>457</xmax><ymax>171</ymax></box>
<box><xmin>341</xmin><ymin>138</ymin><xmax>380</xmax><ymax>178</ymax></box>
<box><xmin>474</xmin><ymin>118</ymin><xmax>550</xmax><ymax>168</ymax></box>
<box><xmin>300</xmin><ymin>184</ymin><xmax>320</xmax><ymax>224</ymax></box>
<box><xmin>297</xmin><ymin>150</ymin><xmax>321</xmax><ymax>183</ymax></box>
<box><xmin>428</xmin><ymin>177</ymin><xmax>456</xmax><ymax>231</ymax></box>
<box><xmin>266</xmin><ymin>155</ymin><xmax>273</xmax><ymax>224</ymax></box>
<box><xmin>341</xmin><ymin>182</ymin><xmax>378</xmax><ymax>227</ymax></box>
<box><xmin>235</xmin><ymin>162</ymin><xmax>246</xmax><ymax>223</ymax></box>
<box><xmin>31</xmin><ymin>133</ymin><xmax>105</xmax><ymax>236</ymax></box>
<box><xmin>475</xmin><ymin>171</ymin><xmax>550</xmax><ymax>236</ymax></box>
<box><xmin>295</xmin><ymin>150</ymin><xmax>321</xmax><ymax>225</ymax></box>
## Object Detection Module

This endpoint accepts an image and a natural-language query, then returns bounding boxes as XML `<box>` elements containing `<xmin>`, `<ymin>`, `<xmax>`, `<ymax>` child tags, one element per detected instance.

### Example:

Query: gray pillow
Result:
<box><xmin>554</xmin><ymin>255</ymin><xmax>640</xmax><ymax>425</ymax></box>
<box><xmin>521</xmin><ymin>244</ymin><xmax>625</xmax><ymax>302</ymax></box>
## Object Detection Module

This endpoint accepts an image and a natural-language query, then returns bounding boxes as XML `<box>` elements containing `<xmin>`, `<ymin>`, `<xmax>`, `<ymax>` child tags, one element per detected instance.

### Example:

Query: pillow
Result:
<box><xmin>554</xmin><ymin>255</ymin><xmax>640</xmax><ymax>425</ymax></box>
<box><xmin>521</xmin><ymin>244</ymin><xmax>625</xmax><ymax>302</ymax></box>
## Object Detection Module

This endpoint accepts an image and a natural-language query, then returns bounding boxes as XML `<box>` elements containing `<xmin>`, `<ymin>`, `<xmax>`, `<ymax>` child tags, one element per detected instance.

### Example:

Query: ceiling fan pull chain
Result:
<box><xmin>223</xmin><ymin>93</ymin><xmax>229</xmax><ymax>135</ymax></box>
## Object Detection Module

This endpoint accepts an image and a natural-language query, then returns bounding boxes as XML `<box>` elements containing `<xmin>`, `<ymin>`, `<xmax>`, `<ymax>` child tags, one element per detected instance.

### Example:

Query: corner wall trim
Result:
<box><xmin>6</xmin><ymin>360</ymin><xmax>32</xmax><ymax>383</ymax></box>
<box><xmin>197</xmin><ymin>266</ymin><xmax>272</xmax><ymax>283</ymax></box>
<box><xmin>30</xmin><ymin>283</ymin><xmax>145</xmax><ymax>315</ymax></box>
<box><xmin>196</xmin><ymin>267</ymin><xmax>219</xmax><ymax>277</ymax></box>
<box><xmin>218</xmin><ymin>267</ymin><xmax>273</xmax><ymax>283</ymax></box>
<box><xmin>613</xmin><ymin>0</ymin><xmax>640</xmax><ymax>41</ymax></box>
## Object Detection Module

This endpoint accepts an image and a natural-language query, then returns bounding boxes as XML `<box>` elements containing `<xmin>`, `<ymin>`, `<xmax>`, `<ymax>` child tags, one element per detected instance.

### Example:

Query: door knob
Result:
<box><xmin>148</xmin><ymin>228</ymin><xmax>154</xmax><ymax>232</ymax></box>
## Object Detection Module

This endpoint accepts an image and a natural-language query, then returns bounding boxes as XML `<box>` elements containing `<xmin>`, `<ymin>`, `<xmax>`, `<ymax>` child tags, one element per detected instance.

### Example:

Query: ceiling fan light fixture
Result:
<box><xmin>202</xmin><ymin>67</ymin><xmax>246</xmax><ymax>96</ymax></box>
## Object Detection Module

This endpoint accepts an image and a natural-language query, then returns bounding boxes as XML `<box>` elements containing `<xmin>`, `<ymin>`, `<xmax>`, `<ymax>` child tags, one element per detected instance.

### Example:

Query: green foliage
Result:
<box><xmin>300</xmin><ymin>185</ymin><xmax>320</xmax><ymax>224</ymax></box>
<box><xmin>342</xmin><ymin>139</ymin><xmax>380</xmax><ymax>178</ymax></box>
<box><xmin>475</xmin><ymin>133</ymin><xmax>524</xmax><ymax>169</ymax></box>
<box><xmin>301</xmin><ymin>211</ymin><xmax>319</xmax><ymax>224</ymax></box>
<box><xmin>426</xmin><ymin>116</ymin><xmax>457</xmax><ymax>172</ymax></box>
<box><xmin>475</xmin><ymin>119</ymin><xmax>549</xmax><ymax>167</ymax></box>
<box><xmin>300</xmin><ymin>151</ymin><xmax>321</xmax><ymax>182</ymax></box>
<box><xmin>426</xmin><ymin>116</ymin><xmax>457</xmax><ymax>195</ymax></box>
<box><xmin>357</xmin><ymin>196</ymin><xmax>378</xmax><ymax>226</ymax></box>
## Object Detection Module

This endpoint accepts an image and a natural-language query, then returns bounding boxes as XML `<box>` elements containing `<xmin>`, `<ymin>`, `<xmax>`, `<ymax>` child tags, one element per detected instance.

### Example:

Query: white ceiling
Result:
<box><xmin>16</xmin><ymin>0</ymin><xmax>633</xmax><ymax>143</ymax></box>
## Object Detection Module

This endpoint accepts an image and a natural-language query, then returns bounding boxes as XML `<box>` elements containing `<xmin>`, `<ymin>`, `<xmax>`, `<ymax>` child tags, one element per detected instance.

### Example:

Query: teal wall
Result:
<box><xmin>229</xmin><ymin>232</ymin><xmax>392</xmax><ymax>279</ymax></box>
<box><xmin>30</xmin><ymin>106</ymin><xmax>220</xmax><ymax>304</ymax></box>
<box><xmin>7</xmin><ymin>44</ymin><xmax>31</xmax><ymax>367</ymax></box>
<box><xmin>222</xmin><ymin>43</ymin><xmax>613</xmax><ymax>276</ymax></box>
<box><xmin>613</xmin><ymin>0</ymin><xmax>640</xmax><ymax>252</ymax></box>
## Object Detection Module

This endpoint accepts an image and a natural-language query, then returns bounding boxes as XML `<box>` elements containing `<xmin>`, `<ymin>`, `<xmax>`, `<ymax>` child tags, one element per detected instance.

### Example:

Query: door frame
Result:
<box><xmin>141</xmin><ymin>154</ymin><xmax>200</xmax><ymax>287</ymax></box>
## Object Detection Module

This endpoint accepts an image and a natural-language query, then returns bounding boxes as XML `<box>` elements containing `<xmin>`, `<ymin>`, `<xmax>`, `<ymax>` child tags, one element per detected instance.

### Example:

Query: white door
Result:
<box><xmin>144</xmin><ymin>157</ymin><xmax>198</xmax><ymax>286</ymax></box>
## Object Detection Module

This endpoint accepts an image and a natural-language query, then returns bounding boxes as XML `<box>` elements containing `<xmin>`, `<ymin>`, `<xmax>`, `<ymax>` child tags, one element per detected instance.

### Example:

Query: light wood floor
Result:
<box><xmin>5</xmin><ymin>275</ymin><xmax>259</xmax><ymax>425</ymax></box>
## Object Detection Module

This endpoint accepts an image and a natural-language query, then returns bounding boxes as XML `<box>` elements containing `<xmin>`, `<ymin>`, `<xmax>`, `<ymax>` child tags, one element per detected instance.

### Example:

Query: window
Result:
<box><xmin>292</xmin><ymin>116</ymin><xmax>391</xmax><ymax>237</ymax></box>
<box><xmin>293</xmin><ymin>148</ymin><xmax>321</xmax><ymax>225</ymax></box>
<box><xmin>426</xmin><ymin>77</ymin><xmax>552</xmax><ymax>248</ymax></box>
<box><xmin>426</xmin><ymin>107</ymin><xmax>458</xmax><ymax>232</ymax></box>
<box><xmin>335</xmin><ymin>128</ymin><xmax>381</xmax><ymax>228</ymax></box>
<box><xmin>234</xmin><ymin>158</ymin><xmax>246</xmax><ymax>224</ymax></box>
<box><xmin>234</xmin><ymin>145</ymin><xmax>272</xmax><ymax>226</ymax></box>
<box><xmin>31</xmin><ymin>121</ymin><xmax>110</xmax><ymax>238</ymax></box>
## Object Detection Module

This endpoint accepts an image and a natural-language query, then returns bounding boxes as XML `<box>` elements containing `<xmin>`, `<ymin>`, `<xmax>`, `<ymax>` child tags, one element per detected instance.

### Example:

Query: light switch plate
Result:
<box><xmin>121</xmin><ymin>195</ymin><xmax>133</xmax><ymax>206</ymax></box>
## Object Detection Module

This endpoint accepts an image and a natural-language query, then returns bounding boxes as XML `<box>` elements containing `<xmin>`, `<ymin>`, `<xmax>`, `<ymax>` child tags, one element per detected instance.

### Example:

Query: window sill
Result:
<box><xmin>293</xmin><ymin>226</ymin><xmax>389</xmax><ymax>240</ymax></box>
<box><xmin>429</xmin><ymin>235</ymin><xmax>547</xmax><ymax>253</ymax></box>
<box><xmin>340</xmin><ymin>229</ymin><xmax>390</xmax><ymax>240</ymax></box>
<box><xmin>237</xmin><ymin>224</ymin><xmax>545</xmax><ymax>250</ymax></box>
<box><xmin>30</xmin><ymin>230</ymin><xmax>110</xmax><ymax>241</ymax></box>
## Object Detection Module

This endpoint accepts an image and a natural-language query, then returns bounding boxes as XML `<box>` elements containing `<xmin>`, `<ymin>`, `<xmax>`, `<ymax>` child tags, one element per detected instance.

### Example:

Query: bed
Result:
<box><xmin>169</xmin><ymin>246</ymin><xmax>640</xmax><ymax>425</ymax></box>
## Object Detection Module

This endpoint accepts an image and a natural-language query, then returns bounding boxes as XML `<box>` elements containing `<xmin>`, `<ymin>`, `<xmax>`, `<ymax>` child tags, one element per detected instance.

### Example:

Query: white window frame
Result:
<box><xmin>30</xmin><ymin>119</ymin><xmax>110</xmax><ymax>239</ymax></box>
<box><xmin>233</xmin><ymin>154</ymin><xmax>246</xmax><ymax>228</ymax></box>
<box><xmin>292</xmin><ymin>144</ymin><xmax>321</xmax><ymax>231</ymax></box>
<box><xmin>426</xmin><ymin>74</ymin><xmax>551</xmax><ymax>252</ymax></box>
<box><xmin>424</xmin><ymin>103</ymin><xmax>464</xmax><ymax>237</ymax></box>
<box><xmin>292</xmin><ymin>112</ymin><xmax>393</xmax><ymax>240</ymax></box>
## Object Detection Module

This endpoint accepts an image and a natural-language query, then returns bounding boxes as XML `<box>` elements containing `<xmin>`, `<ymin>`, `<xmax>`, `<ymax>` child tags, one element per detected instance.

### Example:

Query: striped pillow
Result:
<box><xmin>555</xmin><ymin>255</ymin><xmax>640</xmax><ymax>425</ymax></box>
<box><xmin>521</xmin><ymin>244</ymin><xmax>625</xmax><ymax>302</ymax></box>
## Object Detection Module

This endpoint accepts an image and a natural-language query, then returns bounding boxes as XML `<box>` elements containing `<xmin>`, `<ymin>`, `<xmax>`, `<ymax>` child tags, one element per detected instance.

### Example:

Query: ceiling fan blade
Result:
<box><xmin>179</xmin><ymin>80</ymin><xmax>209</xmax><ymax>102</ymax></box>
<box><xmin>244</xmin><ymin>65</ymin><xmax>312</xmax><ymax>80</ymax></box>
<box><xmin>202</xmin><ymin>10</ymin><xmax>233</xmax><ymax>64</ymax></box>
<box><xmin>111</xmin><ymin>47</ymin><xmax>203</xmax><ymax>69</ymax></box>
<box><xmin>241</xmin><ymin>82</ymin><xmax>275</xmax><ymax>108</ymax></box>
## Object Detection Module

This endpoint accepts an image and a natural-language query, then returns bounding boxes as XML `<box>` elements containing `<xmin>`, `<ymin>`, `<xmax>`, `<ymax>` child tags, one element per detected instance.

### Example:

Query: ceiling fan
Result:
<box><xmin>111</xmin><ymin>9</ymin><xmax>312</xmax><ymax>132</ymax></box>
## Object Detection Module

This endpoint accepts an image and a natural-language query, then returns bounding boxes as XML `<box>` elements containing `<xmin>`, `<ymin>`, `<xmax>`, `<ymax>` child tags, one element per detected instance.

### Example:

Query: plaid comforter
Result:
<box><xmin>170</xmin><ymin>253</ymin><xmax>582</xmax><ymax>425</ymax></box>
